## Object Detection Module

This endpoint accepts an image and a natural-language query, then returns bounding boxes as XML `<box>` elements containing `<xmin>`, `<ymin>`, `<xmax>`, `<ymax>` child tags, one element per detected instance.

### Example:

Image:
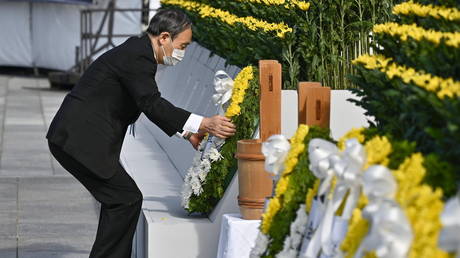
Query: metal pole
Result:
<box><xmin>79</xmin><ymin>10</ymin><xmax>83</xmax><ymax>73</ymax></box>
<box><xmin>90</xmin><ymin>2</ymin><xmax>111</xmax><ymax>54</ymax></box>
<box><xmin>107</xmin><ymin>0</ymin><xmax>115</xmax><ymax>47</ymax></box>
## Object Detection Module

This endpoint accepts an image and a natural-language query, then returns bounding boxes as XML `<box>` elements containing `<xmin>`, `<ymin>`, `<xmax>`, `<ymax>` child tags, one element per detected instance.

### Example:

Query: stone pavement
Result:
<box><xmin>0</xmin><ymin>75</ymin><xmax>99</xmax><ymax>257</ymax></box>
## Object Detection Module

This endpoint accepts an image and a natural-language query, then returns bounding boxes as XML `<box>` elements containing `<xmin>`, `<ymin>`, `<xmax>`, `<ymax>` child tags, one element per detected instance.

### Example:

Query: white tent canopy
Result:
<box><xmin>0</xmin><ymin>0</ymin><xmax>157</xmax><ymax>71</ymax></box>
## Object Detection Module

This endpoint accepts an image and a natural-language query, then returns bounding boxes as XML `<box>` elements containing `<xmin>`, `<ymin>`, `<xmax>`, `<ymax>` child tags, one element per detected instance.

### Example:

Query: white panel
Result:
<box><xmin>32</xmin><ymin>3</ymin><xmax>83</xmax><ymax>70</ymax></box>
<box><xmin>0</xmin><ymin>0</ymin><xmax>143</xmax><ymax>70</ymax></box>
<box><xmin>330</xmin><ymin>90</ymin><xmax>373</xmax><ymax>140</ymax></box>
<box><xmin>0</xmin><ymin>2</ymin><xmax>33</xmax><ymax>67</ymax></box>
<box><xmin>281</xmin><ymin>90</ymin><xmax>298</xmax><ymax>139</ymax></box>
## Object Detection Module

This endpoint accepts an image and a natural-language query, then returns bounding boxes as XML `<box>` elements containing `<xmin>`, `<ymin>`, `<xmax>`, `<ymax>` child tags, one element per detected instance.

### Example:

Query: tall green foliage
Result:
<box><xmin>350</xmin><ymin>0</ymin><xmax>460</xmax><ymax>197</ymax></box>
<box><xmin>161</xmin><ymin>0</ymin><xmax>397</xmax><ymax>89</ymax></box>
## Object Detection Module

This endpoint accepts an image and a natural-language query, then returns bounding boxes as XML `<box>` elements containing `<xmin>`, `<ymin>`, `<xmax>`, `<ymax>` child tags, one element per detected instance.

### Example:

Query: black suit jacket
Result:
<box><xmin>46</xmin><ymin>34</ymin><xmax>191</xmax><ymax>179</ymax></box>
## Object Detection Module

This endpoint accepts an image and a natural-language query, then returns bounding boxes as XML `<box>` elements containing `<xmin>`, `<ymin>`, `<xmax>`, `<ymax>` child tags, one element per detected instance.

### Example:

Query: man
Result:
<box><xmin>46</xmin><ymin>9</ymin><xmax>236</xmax><ymax>257</ymax></box>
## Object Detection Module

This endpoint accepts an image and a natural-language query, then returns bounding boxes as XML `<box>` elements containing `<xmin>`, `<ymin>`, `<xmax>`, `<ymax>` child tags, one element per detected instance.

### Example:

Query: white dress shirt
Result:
<box><xmin>175</xmin><ymin>113</ymin><xmax>204</xmax><ymax>138</ymax></box>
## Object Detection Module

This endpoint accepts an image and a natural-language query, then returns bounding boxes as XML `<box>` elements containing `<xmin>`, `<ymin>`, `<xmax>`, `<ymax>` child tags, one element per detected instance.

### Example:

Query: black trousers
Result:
<box><xmin>48</xmin><ymin>140</ymin><xmax>143</xmax><ymax>258</ymax></box>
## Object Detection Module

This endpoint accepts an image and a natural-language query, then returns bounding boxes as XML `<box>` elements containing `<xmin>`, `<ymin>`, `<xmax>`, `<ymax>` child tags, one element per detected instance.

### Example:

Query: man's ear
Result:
<box><xmin>159</xmin><ymin>32</ymin><xmax>171</xmax><ymax>45</ymax></box>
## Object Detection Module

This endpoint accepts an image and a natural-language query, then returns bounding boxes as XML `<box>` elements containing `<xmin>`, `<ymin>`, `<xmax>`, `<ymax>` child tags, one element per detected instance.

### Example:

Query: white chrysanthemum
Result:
<box><xmin>208</xmin><ymin>147</ymin><xmax>223</xmax><ymax>162</ymax></box>
<box><xmin>190</xmin><ymin>176</ymin><xmax>202</xmax><ymax>195</ymax></box>
<box><xmin>200</xmin><ymin>159</ymin><xmax>211</xmax><ymax>172</ymax></box>
<box><xmin>198</xmin><ymin>159</ymin><xmax>211</xmax><ymax>182</ymax></box>
<box><xmin>277</xmin><ymin>205</ymin><xmax>309</xmax><ymax>258</ymax></box>
<box><xmin>180</xmin><ymin>135</ymin><xmax>226</xmax><ymax>209</ymax></box>
<box><xmin>250</xmin><ymin>232</ymin><xmax>269</xmax><ymax>258</ymax></box>
<box><xmin>198</xmin><ymin>168</ymin><xmax>208</xmax><ymax>182</ymax></box>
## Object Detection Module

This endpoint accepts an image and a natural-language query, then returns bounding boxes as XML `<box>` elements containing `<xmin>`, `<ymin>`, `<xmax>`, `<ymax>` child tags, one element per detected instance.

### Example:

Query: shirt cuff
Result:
<box><xmin>175</xmin><ymin>131</ymin><xmax>185</xmax><ymax>138</ymax></box>
<box><xmin>182</xmin><ymin>113</ymin><xmax>203</xmax><ymax>134</ymax></box>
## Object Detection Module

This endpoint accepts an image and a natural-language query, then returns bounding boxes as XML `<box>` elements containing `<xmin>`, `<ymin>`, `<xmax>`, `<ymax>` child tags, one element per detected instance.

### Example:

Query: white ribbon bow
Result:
<box><xmin>355</xmin><ymin>165</ymin><xmax>413</xmax><ymax>258</ymax></box>
<box><xmin>438</xmin><ymin>192</ymin><xmax>460</xmax><ymax>258</ymax></box>
<box><xmin>301</xmin><ymin>138</ymin><xmax>366</xmax><ymax>258</ymax></box>
<box><xmin>320</xmin><ymin>139</ymin><xmax>366</xmax><ymax>257</ymax></box>
<box><xmin>212</xmin><ymin>70</ymin><xmax>234</xmax><ymax>115</ymax></box>
<box><xmin>262</xmin><ymin>134</ymin><xmax>291</xmax><ymax>180</ymax></box>
<box><xmin>299</xmin><ymin>138</ymin><xmax>340</xmax><ymax>258</ymax></box>
<box><xmin>199</xmin><ymin>71</ymin><xmax>233</xmax><ymax>159</ymax></box>
<box><xmin>308</xmin><ymin>138</ymin><xmax>340</xmax><ymax>196</ymax></box>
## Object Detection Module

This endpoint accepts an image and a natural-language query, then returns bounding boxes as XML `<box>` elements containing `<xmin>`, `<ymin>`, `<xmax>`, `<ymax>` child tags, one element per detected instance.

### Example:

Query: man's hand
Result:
<box><xmin>188</xmin><ymin>132</ymin><xmax>206</xmax><ymax>150</ymax></box>
<box><xmin>199</xmin><ymin>115</ymin><xmax>236</xmax><ymax>139</ymax></box>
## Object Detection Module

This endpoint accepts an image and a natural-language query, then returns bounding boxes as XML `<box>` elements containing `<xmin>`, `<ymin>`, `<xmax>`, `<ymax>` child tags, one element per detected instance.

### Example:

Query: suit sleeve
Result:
<box><xmin>118</xmin><ymin>53</ymin><xmax>191</xmax><ymax>137</ymax></box>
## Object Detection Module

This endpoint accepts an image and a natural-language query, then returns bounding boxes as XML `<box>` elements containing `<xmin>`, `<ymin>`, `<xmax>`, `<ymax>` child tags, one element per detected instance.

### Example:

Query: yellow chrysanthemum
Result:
<box><xmin>160</xmin><ymin>0</ymin><xmax>293</xmax><ymax>38</ymax></box>
<box><xmin>225</xmin><ymin>66</ymin><xmax>254</xmax><ymax>118</ymax></box>
<box><xmin>342</xmin><ymin>152</ymin><xmax>448</xmax><ymax>258</ymax></box>
<box><xmin>393</xmin><ymin>1</ymin><xmax>460</xmax><ymax>21</ymax></box>
<box><xmin>392</xmin><ymin>154</ymin><xmax>448</xmax><ymax>258</ymax></box>
<box><xmin>338</xmin><ymin>127</ymin><xmax>366</xmax><ymax>150</ymax></box>
<box><xmin>275</xmin><ymin>176</ymin><xmax>290</xmax><ymax>196</ymax></box>
<box><xmin>261</xmin><ymin>197</ymin><xmax>281</xmax><ymax>234</ymax></box>
<box><xmin>233</xmin><ymin>0</ymin><xmax>310</xmax><ymax>11</ymax></box>
<box><xmin>341</xmin><ymin>209</ymin><xmax>370</xmax><ymax>258</ymax></box>
<box><xmin>353</xmin><ymin>54</ymin><xmax>460</xmax><ymax>99</ymax></box>
<box><xmin>259</xmin><ymin>125</ymin><xmax>310</xmax><ymax>233</ymax></box>
<box><xmin>373</xmin><ymin>22</ymin><xmax>460</xmax><ymax>48</ymax></box>
<box><xmin>364</xmin><ymin>135</ymin><xmax>392</xmax><ymax>168</ymax></box>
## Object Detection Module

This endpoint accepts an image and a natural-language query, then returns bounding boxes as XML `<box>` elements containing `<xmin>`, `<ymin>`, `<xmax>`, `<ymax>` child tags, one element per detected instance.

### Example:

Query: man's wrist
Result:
<box><xmin>199</xmin><ymin>117</ymin><xmax>208</xmax><ymax>132</ymax></box>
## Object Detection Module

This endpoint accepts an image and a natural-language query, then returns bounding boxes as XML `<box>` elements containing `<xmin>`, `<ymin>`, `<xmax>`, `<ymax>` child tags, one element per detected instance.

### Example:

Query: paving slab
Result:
<box><xmin>0</xmin><ymin>75</ymin><xmax>99</xmax><ymax>257</ymax></box>
<box><xmin>0</xmin><ymin>237</ymin><xmax>17</xmax><ymax>258</ymax></box>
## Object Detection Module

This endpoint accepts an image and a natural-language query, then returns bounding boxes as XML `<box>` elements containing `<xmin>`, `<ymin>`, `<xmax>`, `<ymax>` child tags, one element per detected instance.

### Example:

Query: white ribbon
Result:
<box><xmin>301</xmin><ymin>138</ymin><xmax>366</xmax><ymax>258</ymax></box>
<box><xmin>299</xmin><ymin>139</ymin><xmax>340</xmax><ymax>257</ymax></box>
<box><xmin>355</xmin><ymin>165</ymin><xmax>412</xmax><ymax>258</ymax></box>
<box><xmin>212</xmin><ymin>70</ymin><xmax>234</xmax><ymax>115</ymax></box>
<box><xmin>308</xmin><ymin>139</ymin><xmax>340</xmax><ymax>196</ymax></box>
<box><xmin>200</xmin><ymin>71</ymin><xmax>233</xmax><ymax>159</ymax></box>
<box><xmin>438</xmin><ymin>192</ymin><xmax>460</xmax><ymax>258</ymax></box>
<box><xmin>262</xmin><ymin>134</ymin><xmax>291</xmax><ymax>180</ymax></box>
<box><xmin>321</xmin><ymin>139</ymin><xmax>366</xmax><ymax>256</ymax></box>
<box><xmin>299</xmin><ymin>139</ymin><xmax>338</xmax><ymax>257</ymax></box>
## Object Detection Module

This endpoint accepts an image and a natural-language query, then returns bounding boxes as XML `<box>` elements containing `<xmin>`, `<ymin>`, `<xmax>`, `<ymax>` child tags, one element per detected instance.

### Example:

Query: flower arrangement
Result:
<box><xmin>182</xmin><ymin>66</ymin><xmax>260</xmax><ymax>214</ymax></box>
<box><xmin>353</xmin><ymin>54</ymin><xmax>460</xmax><ymax>99</ymax></box>
<box><xmin>252</xmin><ymin>124</ymin><xmax>455</xmax><ymax>258</ymax></box>
<box><xmin>161</xmin><ymin>0</ymin><xmax>396</xmax><ymax>89</ymax></box>
<box><xmin>373</xmin><ymin>22</ymin><xmax>460</xmax><ymax>48</ymax></box>
<box><xmin>393</xmin><ymin>1</ymin><xmax>460</xmax><ymax>21</ymax></box>
<box><xmin>251</xmin><ymin>125</ymin><xmax>332</xmax><ymax>258</ymax></box>
<box><xmin>350</xmin><ymin>0</ymin><xmax>460</xmax><ymax>197</ymax></box>
<box><xmin>160</xmin><ymin>0</ymin><xmax>293</xmax><ymax>38</ymax></box>
<box><xmin>261</xmin><ymin>125</ymin><xmax>310</xmax><ymax>234</ymax></box>
<box><xmin>234</xmin><ymin>0</ymin><xmax>310</xmax><ymax>10</ymax></box>
<box><xmin>338</xmin><ymin>128</ymin><xmax>449</xmax><ymax>258</ymax></box>
<box><xmin>225</xmin><ymin>66</ymin><xmax>254</xmax><ymax>117</ymax></box>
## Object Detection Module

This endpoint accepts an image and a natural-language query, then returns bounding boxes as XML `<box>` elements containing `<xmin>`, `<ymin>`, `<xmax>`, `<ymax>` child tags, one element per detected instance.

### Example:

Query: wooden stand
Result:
<box><xmin>259</xmin><ymin>60</ymin><xmax>282</xmax><ymax>141</ymax></box>
<box><xmin>298</xmin><ymin>82</ymin><xmax>331</xmax><ymax>128</ymax></box>
<box><xmin>235</xmin><ymin>139</ymin><xmax>272</xmax><ymax>220</ymax></box>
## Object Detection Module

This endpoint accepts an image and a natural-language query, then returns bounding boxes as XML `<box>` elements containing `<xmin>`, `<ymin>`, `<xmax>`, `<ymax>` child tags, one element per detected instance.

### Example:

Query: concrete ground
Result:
<box><xmin>0</xmin><ymin>75</ymin><xmax>99</xmax><ymax>257</ymax></box>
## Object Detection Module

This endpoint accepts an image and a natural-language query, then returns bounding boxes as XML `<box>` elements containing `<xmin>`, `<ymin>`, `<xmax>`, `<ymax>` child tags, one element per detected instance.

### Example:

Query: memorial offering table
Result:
<box><xmin>217</xmin><ymin>214</ymin><xmax>260</xmax><ymax>258</ymax></box>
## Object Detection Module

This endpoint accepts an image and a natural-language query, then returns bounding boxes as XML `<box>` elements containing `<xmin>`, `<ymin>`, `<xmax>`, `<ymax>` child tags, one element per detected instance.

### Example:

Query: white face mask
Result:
<box><xmin>161</xmin><ymin>37</ymin><xmax>185</xmax><ymax>66</ymax></box>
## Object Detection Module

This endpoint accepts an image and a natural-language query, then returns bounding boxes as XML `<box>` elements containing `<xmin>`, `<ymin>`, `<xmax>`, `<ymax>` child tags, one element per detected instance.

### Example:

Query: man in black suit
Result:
<box><xmin>46</xmin><ymin>9</ymin><xmax>236</xmax><ymax>258</ymax></box>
